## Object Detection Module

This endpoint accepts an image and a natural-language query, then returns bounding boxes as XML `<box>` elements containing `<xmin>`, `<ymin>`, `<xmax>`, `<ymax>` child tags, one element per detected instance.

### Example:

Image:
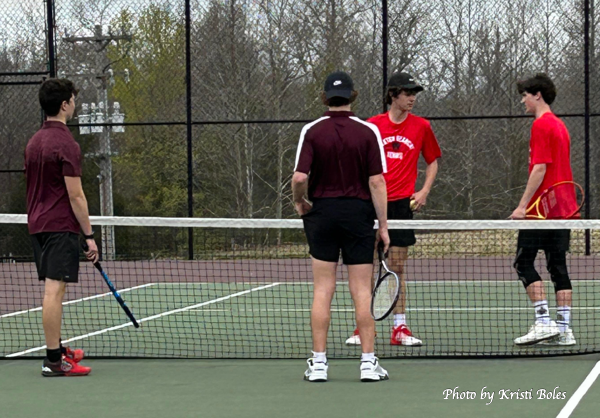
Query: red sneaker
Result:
<box><xmin>41</xmin><ymin>356</ymin><xmax>91</xmax><ymax>377</ymax></box>
<box><xmin>63</xmin><ymin>346</ymin><xmax>84</xmax><ymax>363</ymax></box>
<box><xmin>345</xmin><ymin>328</ymin><xmax>377</xmax><ymax>346</ymax></box>
<box><xmin>390</xmin><ymin>324</ymin><xmax>423</xmax><ymax>346</ymax></box>
<box><xmin>345</xmin><ymin>328</ymin><xmax>361</xmax><ymax>345</ymax></box>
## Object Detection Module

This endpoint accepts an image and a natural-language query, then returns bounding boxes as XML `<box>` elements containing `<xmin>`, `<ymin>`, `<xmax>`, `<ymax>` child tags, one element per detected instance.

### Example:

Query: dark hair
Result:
<box><xmin>385</xmin><ymin>88</ymin><xmax>419</xmax><ymax>105</ymax></box>
<box><xmin>516</xmin><ymin>73</ymin><xmax>556</xmax><ymax>105</ymax></box>
<box><xmin>321</xmin><ymin>91</ymin><xmax>358</xmax><ymax>107</ymax></box>
<box><xmin>39</xmin><ymin>78</ymin><xmax>78</xmax><ymax>116</ymax></box>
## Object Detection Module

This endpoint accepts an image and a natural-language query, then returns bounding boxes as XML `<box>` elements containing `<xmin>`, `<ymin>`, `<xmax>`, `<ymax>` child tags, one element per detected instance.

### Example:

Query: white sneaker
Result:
<box><xmin>360</xmin><ymin>358</ymin><xmax>389</xmax><ymax>382</ymax></box>
<box><xmin>537</xmin><ymin>328</ymin><xmax>577</xmax><ymax>346</ymax></box>
<box><xmin>514</xmin><ymin>321</ymin><xmax>560</xmax><ymax>346</ymax></box>
<box><xmin>304</xmin><ymin>358</ymin><xmax>328</xmax><ymax>382</ymax></box>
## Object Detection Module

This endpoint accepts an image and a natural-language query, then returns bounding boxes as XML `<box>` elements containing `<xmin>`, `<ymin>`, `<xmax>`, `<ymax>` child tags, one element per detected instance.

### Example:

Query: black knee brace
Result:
<box><xmin>514</xmin><ymin>248</ymin><xmax>542</xmax><ymax>289</ymax></box>
<box><xmin>546</xmin><ymin>251</ymin><xmax>572</xmax><ymax>292</ymax></box>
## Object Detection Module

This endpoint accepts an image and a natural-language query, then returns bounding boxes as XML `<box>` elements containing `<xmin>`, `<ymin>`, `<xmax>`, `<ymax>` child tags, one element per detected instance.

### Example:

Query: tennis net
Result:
<box><xmin>1</xmin><ymin>215</ymin><xmax>600</xmax><ymax>359</ymax></box>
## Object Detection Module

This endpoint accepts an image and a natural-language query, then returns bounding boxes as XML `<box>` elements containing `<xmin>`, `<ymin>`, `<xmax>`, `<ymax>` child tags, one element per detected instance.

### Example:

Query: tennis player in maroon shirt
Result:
<box><xmin>293</xmin><ymin>71</ymin><xmax>390</xmax><ymax>382</ymax></box>
<box><xmin>346</xmin><ymin>72</ymin><xmax>441</xmax><ymax>347</ymax></box>
<box><xmin>25</xmin><ymin>79</ymin><xmax>98</xmax><ymax>376</ymax></box>
<box><xmin>511</xmin><ymin>74</ymin><xmax>577</xmax><ymax>346</ymax></box>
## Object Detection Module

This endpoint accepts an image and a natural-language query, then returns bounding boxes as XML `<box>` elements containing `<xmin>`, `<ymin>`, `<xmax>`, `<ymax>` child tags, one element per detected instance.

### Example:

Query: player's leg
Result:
<box><xmin>304</xmin><ymin>258</ymin><xmax>336</xmax><ymax>382</ymax></box>
<box><xmin>42</xmin><ymin>278</ymin><xmax>66</xmax><ymax>362</ymax></box>
<box><xmin>386</xmin><ymin>198</ymin><xmax>421</xmax><ymax>346</ymax></box>
<box><xmin>302</xmin><ymin>200</ymin><xmax>339</xmax><ymax>382</ymax></box>
<box><xmin>39</xmin><ymin>233</ymin><xmax>91</xmax><ymax>376</ymax></box>
<box><xmin>310</xmin><ymin>259</ymin><xmax>337</xmax><ymax>352</ymax></box>
<box><xmin>543</xmin><ymin>229</ymin><xmax>575</xmax><ymax>345</ymax></box>
<box><xmin>341</xmin><ymin>199</ymin><xmax>388</xmax><ymax>381</ymax></box>
<box><xmin>347</xmin><ymin>263</ymin><xmax>387</xmax><ymax>381</ymax></box>
<box><xmin>513</xmin><ymin>230</ymin><xmax>559</xmax><ymax>345</ymax></box>
<box><xmin>388</xmin><ymin>245</ymin><xmax>421</xmax><ymax>346</ymax></box>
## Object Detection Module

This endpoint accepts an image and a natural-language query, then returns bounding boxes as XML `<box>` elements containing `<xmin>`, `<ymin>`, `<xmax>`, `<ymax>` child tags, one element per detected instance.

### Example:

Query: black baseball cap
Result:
<box><xmin>388</xmin><ymin>72</ymin><xmax>424</xmax><ymax>92</ymax></box>
<box><xmin>324</xmin><ymin>71</ymin><xmax>354</xmax><ymax>99</ymax></box>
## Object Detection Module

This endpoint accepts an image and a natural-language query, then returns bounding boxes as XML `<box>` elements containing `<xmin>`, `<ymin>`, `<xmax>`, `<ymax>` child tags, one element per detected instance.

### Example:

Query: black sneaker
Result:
<box><xmin>42</xmin><ymin>357</ymin><xmax>68</xmax><ymax>377</ymax></box>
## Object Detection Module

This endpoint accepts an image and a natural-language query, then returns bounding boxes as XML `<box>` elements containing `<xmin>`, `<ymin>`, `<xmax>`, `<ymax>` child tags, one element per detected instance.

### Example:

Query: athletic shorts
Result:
<box><xmin>31</xmin><ymin>232</ymin><xmax>80</xmax><ymax>283</ymax></box>
<box><xmin>388</xmin><ymin>198</ymin><xmax>416</xmax><ymax>247</ymax></box>
<box><xmin>302</xmin><ymin>198</ymin><xmax>376</xmax><ymax>265</ymax></box>
<box><xmin>516</xmin><ymin>229</ymin><xmax>570</xmax><ymax>253</ymax></box>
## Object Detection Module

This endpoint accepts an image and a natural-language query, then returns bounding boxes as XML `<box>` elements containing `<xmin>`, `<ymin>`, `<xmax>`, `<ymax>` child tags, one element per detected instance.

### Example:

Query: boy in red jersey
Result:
<box><xmin>346</xmin><ymin>72</ymin><xmax>441</xmax><ymax>346</ymax></box>
<box><xmin>511</xmin><ymin>73</ymin><xmax>576</xmax><ymax>346</ymax></box>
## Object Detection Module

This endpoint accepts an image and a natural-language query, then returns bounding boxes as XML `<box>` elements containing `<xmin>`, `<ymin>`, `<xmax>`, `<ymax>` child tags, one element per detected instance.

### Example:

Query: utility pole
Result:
<box><xmin>64</xmin><ymin>25</ymin><xmax>131</xmax><ymax>260</ymax></box>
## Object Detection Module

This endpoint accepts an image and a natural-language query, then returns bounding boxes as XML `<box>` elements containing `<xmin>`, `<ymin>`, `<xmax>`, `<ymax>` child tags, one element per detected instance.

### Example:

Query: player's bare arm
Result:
<box><xmin>411</xmin><ymin>159</ymin><xmax>439</xmax><ymax>211</ymax></box>
<box><xmin>510</xmin><ymin>164</ymin><xmax>546</xmax><ymax>219</ymax></box>
<box><xmin>292</xmin><ymin>171</ymin><xmax>312</xmax><ymax>216</ymax></box>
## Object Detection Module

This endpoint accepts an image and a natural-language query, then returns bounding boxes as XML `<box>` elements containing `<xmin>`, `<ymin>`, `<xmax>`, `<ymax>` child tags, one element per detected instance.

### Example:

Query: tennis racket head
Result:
<box><xmin>526</xmin><ymin>181</ymin><xmax>584</xmax><ymax>219</ymax></box>
<box><xmin>371</xmin><ymin>248</ymin><xmax>400</xmax><ymax>321</ymax></box>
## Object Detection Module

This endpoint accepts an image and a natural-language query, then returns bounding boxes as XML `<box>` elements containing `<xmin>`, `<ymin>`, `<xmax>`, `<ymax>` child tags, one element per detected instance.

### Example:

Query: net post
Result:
<box><xmin>585</xmin><ymin>0</ymin><xmax>591</xmax><ymax>255</ymax></box>
<box><xmin>185</xmin><ymin>0</ymin><xmax>194</xmax><ymax>260</ymax></box>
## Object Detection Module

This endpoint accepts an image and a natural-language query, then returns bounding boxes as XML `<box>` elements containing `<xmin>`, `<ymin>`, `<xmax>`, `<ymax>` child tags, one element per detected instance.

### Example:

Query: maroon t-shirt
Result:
<box><xmin>294</xmin><ymin>111</ymin><xmax>386</xmax><ymax>200</ymax></box>
<box><xmin>25</xmin><ymin>121</ymin><xmax>82</xmax><ymax>234</ymax></box>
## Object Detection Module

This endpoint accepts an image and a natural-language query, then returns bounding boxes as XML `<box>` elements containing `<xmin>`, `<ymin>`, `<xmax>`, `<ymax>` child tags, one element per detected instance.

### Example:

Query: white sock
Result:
<box><xmin>312</xmin><ymin>351</ymin><xmax>327</xmax><ymax>363</ymax></box>
<box><xmin>556</xmin><ymin>306</ymin><xmax>571</xmax><ymax>333</ymax></box>
<box><xmin>361</xmin><ymin>352</ymin><xmax>376</xmax><ymax>363</ymax></box>
<box><xmin>534</xmin><ymin>300</ymin><xmax>550</xmax><ymax>325</ymax></box>
<box><xmin>394</xmin><ymin>314</ymin><xmax>406</xmax><ymax>327</ymax></box>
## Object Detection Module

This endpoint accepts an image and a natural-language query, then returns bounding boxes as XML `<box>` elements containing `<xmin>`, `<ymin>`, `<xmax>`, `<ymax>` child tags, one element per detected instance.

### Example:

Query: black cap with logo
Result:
<box><xmin>387</xmin><ymin>72</ymin><xmax>424</xmax><ymax>92</ymax></box>
<box><xmin>324</xmin><ymin>71</ymin><xmax>354</xmax><ymax>99</ymax></box>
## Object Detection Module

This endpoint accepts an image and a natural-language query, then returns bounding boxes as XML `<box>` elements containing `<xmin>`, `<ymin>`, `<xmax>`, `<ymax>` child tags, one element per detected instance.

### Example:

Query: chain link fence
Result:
<box><xmin>1</xmin><ymin>0</ymin><xmax>599</xmax><ymax>258</ymax></box>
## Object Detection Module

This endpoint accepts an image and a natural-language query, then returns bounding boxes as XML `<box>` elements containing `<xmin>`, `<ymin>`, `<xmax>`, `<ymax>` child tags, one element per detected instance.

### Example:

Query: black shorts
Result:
<box><xmin>31</xmin><ymin>232</ymin><xmax>80</xmax><ymax>283</ymax></box>
<box><xmin>388</xmin><ymin>198</ymin><xmax>416</xmax><ymax>247</ymax></box>
<box><xmin>516</xmin><ymin>229</ymin><xmax>570</xmax><ymax>252</ymax></box>
<box><xmin>302</xmin><ymin>198</ymin><xmax>376</xmax><ymax>265</ymax></box>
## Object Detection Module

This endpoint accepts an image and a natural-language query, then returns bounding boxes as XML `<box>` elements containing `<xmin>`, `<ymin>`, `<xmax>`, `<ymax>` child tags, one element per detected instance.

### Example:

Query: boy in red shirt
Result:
<box><xmin>346</xmin><ymin>72</ymin><xmax>441</xmax><ymax>346</ymax></box>
<box><xmin>510</xmin><ymin>73</ymin><xmax>576</xmax><ymax>346</ymax></box>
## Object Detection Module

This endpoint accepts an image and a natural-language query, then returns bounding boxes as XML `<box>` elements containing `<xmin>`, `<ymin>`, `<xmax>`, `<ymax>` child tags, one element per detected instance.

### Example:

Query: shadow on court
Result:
<box><xmin>1</xmin><ymin>355</ymin><xmax>598</xmax><ymax>418</ymax></box>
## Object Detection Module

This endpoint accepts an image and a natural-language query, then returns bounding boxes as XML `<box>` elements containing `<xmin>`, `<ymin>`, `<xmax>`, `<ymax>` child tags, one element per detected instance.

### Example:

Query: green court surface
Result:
<box><xmin>0</xmin><ymin>356</ymin><xmax>599</xmax><ymax>418</ymax></box>
<box><xmin>2</xmin><ymin>281</ymin><xmax>600</xmax><ymax>358</ymax></box>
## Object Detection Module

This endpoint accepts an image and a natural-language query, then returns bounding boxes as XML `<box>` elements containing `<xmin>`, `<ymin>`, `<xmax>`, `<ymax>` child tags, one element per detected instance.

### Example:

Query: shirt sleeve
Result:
<box><xmin>530</xmin><ymin>121</ymin><xmax>553</xmax><ymax>165</ymax></box>
<box><xmin>60</xmin><ymin>138</ymin><xmax>82</xmax><ymax>177</ymax></box>
<box><xmin>367</xmin><ymin>125</ymin><xmax>386</xmax><ymax>176</ymax></box>
<box><xmin>294</xmin><ymin>127</ymin><xmax>313</xmax><ymax>174</ymax></box>
<box><xmin>421</xmin><ymin>121</ymin><xmax>442</xmax><ymax>164</ymax></box>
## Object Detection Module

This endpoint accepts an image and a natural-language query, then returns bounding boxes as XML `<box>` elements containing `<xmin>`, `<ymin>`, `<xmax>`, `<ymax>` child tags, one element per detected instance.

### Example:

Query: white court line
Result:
<box><xmin>0</xmin><ymin>283</ymin><xmax>156</xmax><ymax>319</ymax></box>
<box><xmin>5</xmin><ymin>283</ymin><xmax>280</xmax><ymax>358</ymax></box>
<box><xmin>556</xmin><ymin>361</ymin><xmax>600</xmax><ymax>418</ymax></box>
<box><xmin>189</xmin><ymin>307</ymin><xmax>600</xmax><ymax>313</ymax></box>
<box><xmin>149</xmin><ymin>280</ymin><xmax>600</xmax><ymax>286</ymax></box>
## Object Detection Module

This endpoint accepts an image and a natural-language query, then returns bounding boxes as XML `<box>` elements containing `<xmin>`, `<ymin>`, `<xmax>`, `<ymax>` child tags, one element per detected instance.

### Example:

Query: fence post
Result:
<box><xmin>382</xmin><ymin>0</ymin><xmax>388</xmax><ymax>113</ymax></box>
<box><xmin>186</xmin><ymin>0</ymin><xmax>194</xmax><ymax>260</ymax></box>
<box><xmin>585</xmin><ymin>0</ymin><xmax>591</xmax><ymax>255</ymax></box>
<box><xmin>46</xmin><ymin>0</ymin><xmax>56</xmax><ymax>78</ymax></box>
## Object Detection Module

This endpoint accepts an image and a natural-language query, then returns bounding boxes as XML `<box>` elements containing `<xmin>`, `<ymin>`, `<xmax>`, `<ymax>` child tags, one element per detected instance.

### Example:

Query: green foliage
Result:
<box><xmin>106</xmin><ymin>5</ymin><xmax>187</xmax><ymax>217</ymax></box>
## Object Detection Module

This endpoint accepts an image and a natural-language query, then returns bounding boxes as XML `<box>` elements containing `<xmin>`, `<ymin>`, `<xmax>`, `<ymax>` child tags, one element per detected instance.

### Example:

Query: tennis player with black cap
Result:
<box><xmin>293</xmin><ymin>71</ymin><xmax>390</xmax><ymax>382</ymax></box>
<box><xmin>346</xmin><ymin>72</ymin><xmax>441</xmax><ymax>347</ymax></box>
<box><xmin>25</xmin><ymin>78</ymin><xmax>99</xmax><ymax>376</ymax></box>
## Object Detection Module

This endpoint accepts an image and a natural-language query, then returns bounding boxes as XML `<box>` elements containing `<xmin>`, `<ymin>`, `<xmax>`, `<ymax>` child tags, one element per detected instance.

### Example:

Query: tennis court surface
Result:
<box><xmin>1</xmin><ymin>216</ymin><xmax>600</xmax><ymax>417</ymax></box>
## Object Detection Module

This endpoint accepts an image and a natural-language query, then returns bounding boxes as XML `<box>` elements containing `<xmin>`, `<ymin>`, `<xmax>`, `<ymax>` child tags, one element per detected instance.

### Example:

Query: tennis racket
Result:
<box><xmin>82</xmin><ymin>242</ymin><xmax>140</xmax><ymax>328</ymax></box>
<box><xmin>370</xmin><ymin>246</ymin><xmax>400</xmax><ymax>321</ymax></box>
<box><xmin>526</xmin><ymin>181</ymin><xmax>584</xmax><ymax>219</ymax></box>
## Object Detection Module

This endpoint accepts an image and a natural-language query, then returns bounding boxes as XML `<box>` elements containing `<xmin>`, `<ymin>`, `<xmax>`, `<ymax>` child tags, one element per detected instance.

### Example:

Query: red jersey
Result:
<box><xmin>367</xmin><ymin>112</ymin><xmax>441</xmax><ymax>201</ymax></box>
<box><xmin>25</xmin><ymin>121</ymin><xmax>82</xmax><ymax>234</ymax></box>
<box><xmin>528</xmin><ymin>112</ymin><xmax>577</xmax><ymax>218</ymax></box>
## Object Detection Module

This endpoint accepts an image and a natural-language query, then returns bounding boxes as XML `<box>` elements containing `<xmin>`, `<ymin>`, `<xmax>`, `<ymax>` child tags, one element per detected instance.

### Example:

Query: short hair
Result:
<box><xmin>321</xmin><ymin>91</ymin><xmax>358</xmax><ymax>107</ymax></box>
<box><xmin>385</xmin><ymin>88</ymin><xmax>419</xmax><ymax>105</ymax></box>
<box><xmin>516</xmin><ymin>73</ymin><xmax>556</xmax><ymax>105</ymax></box>
<box><xmin>39</xmin><ymin>78</ymin><xmax>78</xmax><ymax>116</ymax></box>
